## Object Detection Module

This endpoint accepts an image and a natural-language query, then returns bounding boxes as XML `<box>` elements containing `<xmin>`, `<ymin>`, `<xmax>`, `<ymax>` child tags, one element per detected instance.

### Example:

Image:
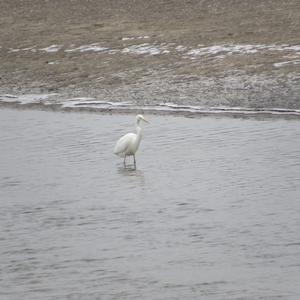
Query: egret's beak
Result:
<box><xmin>143</xmin><ymin>117</ymin><xmax>150</xmax><ymax>124</ymax></box>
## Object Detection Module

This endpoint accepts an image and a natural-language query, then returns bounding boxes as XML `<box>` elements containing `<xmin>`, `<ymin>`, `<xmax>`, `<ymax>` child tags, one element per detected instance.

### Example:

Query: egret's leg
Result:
<box><xmin>124</xmin><ymin>155</ymin><xmax>126</xmax><ymax>166</ymax></box>
<box><xmin>133</xmin><ymin>155</ymin><xmax>136</xmax><ymax>168</ymax></box>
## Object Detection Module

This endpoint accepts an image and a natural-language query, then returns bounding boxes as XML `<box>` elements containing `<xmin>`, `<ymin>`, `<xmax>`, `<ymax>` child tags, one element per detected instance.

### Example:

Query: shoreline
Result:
<box><xmin>1</xmin><ymin>97</ymin><xmax>300</xmax><ymax>120</ymax></box>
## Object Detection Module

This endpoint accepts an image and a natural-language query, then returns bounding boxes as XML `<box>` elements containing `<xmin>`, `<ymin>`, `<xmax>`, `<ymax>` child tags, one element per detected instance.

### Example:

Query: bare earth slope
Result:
<box><xmin>0</xmin><ymin>0</ymin><xmax>299</xmax><ymax>109</ymax></box>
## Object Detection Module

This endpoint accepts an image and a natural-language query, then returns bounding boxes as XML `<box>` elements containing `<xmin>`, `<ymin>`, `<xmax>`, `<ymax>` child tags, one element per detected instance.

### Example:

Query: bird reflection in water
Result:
<box><xmin>117</xmin><ymin>166</ymin><xmax>145</xmax><ymax>185</ymax></box>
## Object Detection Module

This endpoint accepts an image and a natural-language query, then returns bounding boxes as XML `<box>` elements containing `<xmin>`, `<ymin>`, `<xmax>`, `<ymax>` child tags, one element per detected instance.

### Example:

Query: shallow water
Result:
<box><xmin>1</xmin><ymin>108</ymin><xmax>300</xmax><ymax>299</ymax></box>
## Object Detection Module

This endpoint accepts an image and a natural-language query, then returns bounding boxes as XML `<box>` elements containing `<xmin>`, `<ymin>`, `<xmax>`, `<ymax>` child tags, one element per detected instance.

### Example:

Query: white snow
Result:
<box><xmin>61</xmin><ymin>98</ymin><xmax>132</xmax><ymax>108</ymax></box>
<box><xmin>65</xmin><ymin>43</ymin><xmax>108</xmax><ymax>53</ymax></box>
<box><xmin>274</xmin><ymin>60</ymin><xmax>300</xmax><ymax>67</ymax></box>
<box><xmin>122</xmin><ymin>43</ymin><xmax>169</xmax><ymax>55</ymax></box>
<box><xmin>122</xmin><ymin>36</ymin><xmax>150</xmax><ymax>41</ymax></box>
<box><xmin>8</xmin><ymin>48</ymin><xmax>21</xmax><ymax>53</ymax></box>
<box><xmin>4</xmin><ymin>42</ymin><xmax>300</xmax><ymax>61</ymax></box>
<box><xmin>0</xmin><ymin>94</ymin><xmax>58</xmax><ymax>104</ymax></box>
<box><xmin>185</xmin><ymin>44</ymin><xmax>300</xmax><ymax>59</ymax></box>
<box><xmin>175</xmin><ymin>45</ymin><xmax>187</xmax><ymax>52</ymax></box>
<box><xmin>39</xmin><ymin>45</ymin><xmax>62</xmax><ymax>53</ymax></box>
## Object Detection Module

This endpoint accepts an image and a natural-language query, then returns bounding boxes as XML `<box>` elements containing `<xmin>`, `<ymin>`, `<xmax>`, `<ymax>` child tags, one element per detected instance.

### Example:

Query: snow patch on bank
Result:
<box><xmin>274</xmin><ymin>60</ymin><xmax>300</xmax><ymax>67</ymax></box>
<box><xmin>158</xmin><ymin>102</ymin><xmax>300</xmax><ymax>116</ymax></box>
<box><xmin>122</xmin><ymin>43</ymin><xmax>170</xmax><ymax>56</ymax></box>
<box><xmin>122</xmin><ymin>36</ymin><xmax>150</xmax><ymax>41</ymax></box>
<box><xmin>184</xmin><ymin>44</ymin><xmax>300</xmax><ymax>59</ymax></box>
<box><xmin>39</xmin><ymin>45</ymin><xmax>63</xmax><ymax>53</ymax></box>
<box><xmin>0</xmin><ymin>94</ymin><xmax>58</xmax><ymax>104</ymax></box>
<box><xmin>65</xmin><ymin>43</ymin><xmax>109</xmax><ymax>53</ymax></box>
<box><xmin>3</xmin><ymin>43</ymin><xmax>300</xmax><ymax>61</ymax></box>
<box><xmin>61</xmin><ymin>98</ymin><xmax>133</xmax><ymax>109</ymax></box>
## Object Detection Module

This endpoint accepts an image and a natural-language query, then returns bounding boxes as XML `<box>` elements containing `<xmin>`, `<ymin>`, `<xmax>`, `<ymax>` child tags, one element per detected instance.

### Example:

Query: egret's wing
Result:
<box><xmin>113</xmin><ymin>133</ymin><xmax>135</xmax><ymax>156</ymax></box>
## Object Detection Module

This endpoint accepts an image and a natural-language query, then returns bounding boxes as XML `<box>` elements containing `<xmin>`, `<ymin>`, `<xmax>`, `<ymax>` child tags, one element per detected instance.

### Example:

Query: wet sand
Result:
<box><xmin>1</xmin><ymin>108</ymin><xmax>300</xmax><ymax>299</ymax></box>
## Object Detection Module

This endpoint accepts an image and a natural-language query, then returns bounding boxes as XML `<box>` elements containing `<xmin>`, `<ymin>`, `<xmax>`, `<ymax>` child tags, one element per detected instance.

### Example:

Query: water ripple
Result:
<box><xmin>0</xmin><ymin>109</ymin><xmax>300</xmax><ymax>299</ymax></box>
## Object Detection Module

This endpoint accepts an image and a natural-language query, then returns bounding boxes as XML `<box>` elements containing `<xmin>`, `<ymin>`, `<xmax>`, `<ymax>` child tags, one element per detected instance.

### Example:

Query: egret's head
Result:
<box><xmin>136</xmin><ymin>114</ymin><xmax>149</xmax><ymax>124</ymax></box>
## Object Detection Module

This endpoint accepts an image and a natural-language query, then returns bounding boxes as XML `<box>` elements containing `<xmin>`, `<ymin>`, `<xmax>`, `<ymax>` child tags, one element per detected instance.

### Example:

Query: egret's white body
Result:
<box><xmin>113</xmin><ymin>114</ymin><xmax>149</xmax><ymax>167</ymax></box>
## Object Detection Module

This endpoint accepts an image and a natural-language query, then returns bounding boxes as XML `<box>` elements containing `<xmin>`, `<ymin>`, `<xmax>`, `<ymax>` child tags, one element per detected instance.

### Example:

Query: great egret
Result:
<box><xmin>113</xmin><ymin>114</ymin><xmax>149</xmax><ymax>167</ymax></box>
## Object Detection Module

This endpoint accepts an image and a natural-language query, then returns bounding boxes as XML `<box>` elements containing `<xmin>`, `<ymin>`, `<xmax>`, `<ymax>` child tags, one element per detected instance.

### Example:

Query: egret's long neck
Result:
<box><xmin>135</xmin><ymin>120</ymin><xmax>143</xmax><ymax>143</ymax></box>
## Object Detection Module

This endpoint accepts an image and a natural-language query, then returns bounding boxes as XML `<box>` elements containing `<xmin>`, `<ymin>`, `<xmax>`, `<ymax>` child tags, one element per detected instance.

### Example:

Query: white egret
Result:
<box><xmin>113</xmin><ymin>114</ymin><xmax>149</xmax><ymax>167</ymax></box>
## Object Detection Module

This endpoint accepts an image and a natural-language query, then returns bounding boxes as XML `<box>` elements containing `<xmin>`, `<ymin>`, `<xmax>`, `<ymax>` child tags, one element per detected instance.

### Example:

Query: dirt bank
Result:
<box><xmin>0</xmin><ymin>0</ymin><xmax>299</xmax><ymax>109</ymax></box>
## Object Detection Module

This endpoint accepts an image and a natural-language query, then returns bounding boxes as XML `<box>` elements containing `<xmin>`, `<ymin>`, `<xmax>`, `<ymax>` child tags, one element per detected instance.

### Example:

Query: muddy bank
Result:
<box><xmin>0</xmin><ymin>0</ymin><xmax>299</xmax><ymax>109</ymax></box>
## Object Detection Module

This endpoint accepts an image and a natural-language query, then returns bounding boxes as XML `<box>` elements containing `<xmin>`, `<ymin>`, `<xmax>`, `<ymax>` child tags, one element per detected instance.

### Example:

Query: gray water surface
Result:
<box><xmin>1</xmin><ymin>108</ymin><xmax>300</xmax><ymax>299</ymax></box>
